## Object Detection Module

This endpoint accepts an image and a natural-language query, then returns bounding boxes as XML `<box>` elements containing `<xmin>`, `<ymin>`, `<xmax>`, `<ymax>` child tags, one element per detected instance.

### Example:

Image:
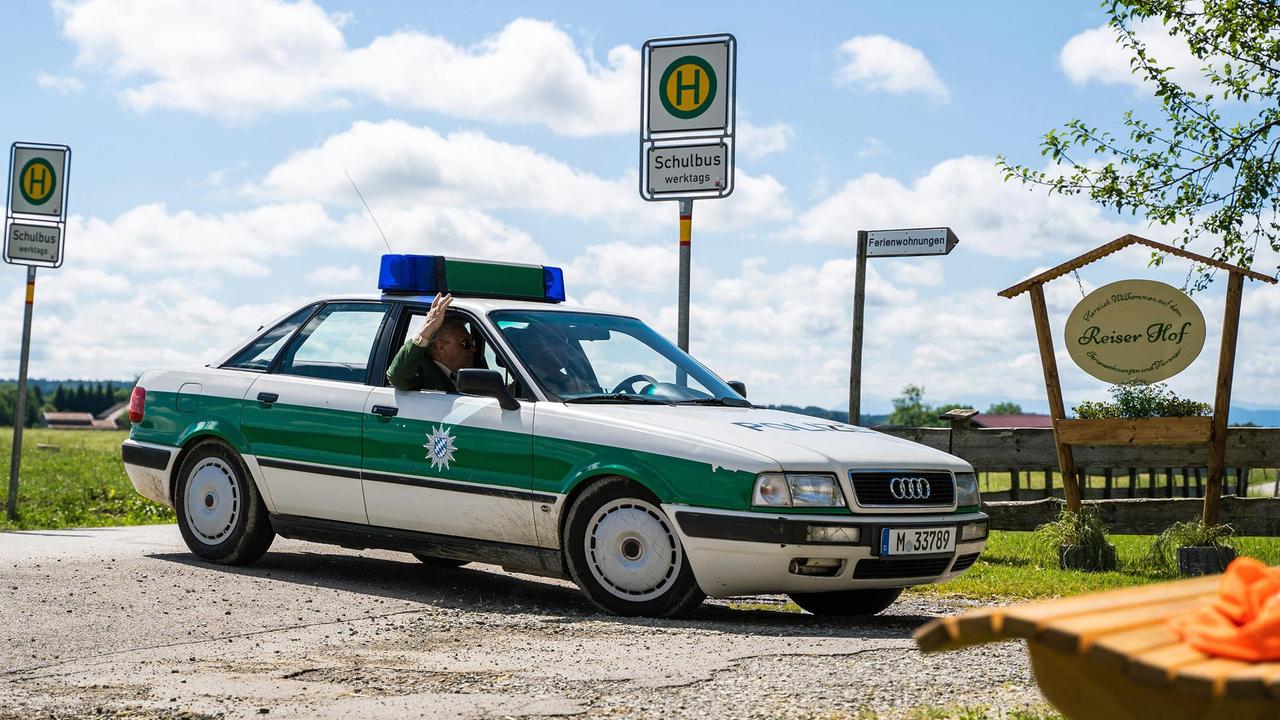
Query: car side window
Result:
<box><xmin>223</xmin><ymin>304</ymin><xmax>318</xmax><ymax>371</ymax></box>
<box><xmin>396</xmin><ymin>309</ymin><xmax>529</xmax><ymax>398</ymax></box>
<box><xmin>276</xmin><ymin>303</ymin><xmax>390</xmax><ymax>383</ymax></box>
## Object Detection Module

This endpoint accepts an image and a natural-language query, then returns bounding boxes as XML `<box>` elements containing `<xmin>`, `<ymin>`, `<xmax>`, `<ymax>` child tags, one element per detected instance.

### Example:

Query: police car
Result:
<box><xmin>122</xmin><ymin>255</ymin><xmax>986</xmax><ymax>618</ymax></box>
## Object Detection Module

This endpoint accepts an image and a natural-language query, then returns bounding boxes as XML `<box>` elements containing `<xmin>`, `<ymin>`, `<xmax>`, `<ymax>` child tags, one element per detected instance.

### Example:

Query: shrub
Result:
<box><xmin>1143</xmin><ymin>520</ymin><xmax>1235</xmax><ymax>574</ymax></box>
<box><xmin>1073</xmin><ymin>381</ymin><xmax>1211</xmax><ymax>419</ymax></box>
<box><xmin>1036</xmin><ymin>506</ymin><xmax>1112</xmax><ymax>565</ymax></box>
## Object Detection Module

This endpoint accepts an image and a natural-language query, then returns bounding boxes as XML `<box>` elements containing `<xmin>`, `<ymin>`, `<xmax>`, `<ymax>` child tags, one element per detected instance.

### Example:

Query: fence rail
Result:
<box><xmin>874</xmin><ymin>426</ymin><xmax>1279</xmax><ymax>499</ymax></box>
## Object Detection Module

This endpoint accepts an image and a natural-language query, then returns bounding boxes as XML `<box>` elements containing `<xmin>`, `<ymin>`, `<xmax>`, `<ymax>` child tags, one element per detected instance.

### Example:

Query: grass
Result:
<box><xmin>0</xmin><ymin>427</ymin><xmax>173</xmax><ymax>531</ymax></box>
<box><xmin>909</xmin><ymin>530</ymin><xmax>1280</xmax><ymax>600</ymax></box>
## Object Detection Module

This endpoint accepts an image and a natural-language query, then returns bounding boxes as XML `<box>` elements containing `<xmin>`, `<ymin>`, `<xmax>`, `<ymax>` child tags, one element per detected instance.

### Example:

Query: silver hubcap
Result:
<box><xmin>585</xmin><ymin>498</ymin><xmax>681</xmax><ymax>602</ymax></box>
<box><xmin>184</xmin><ymin>458</ymin><xmax>240</xmax><ymax>545</ymax></box>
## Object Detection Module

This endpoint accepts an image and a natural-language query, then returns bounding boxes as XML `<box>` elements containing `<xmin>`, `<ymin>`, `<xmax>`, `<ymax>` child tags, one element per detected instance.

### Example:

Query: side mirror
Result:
<box><xmin>728</xmin><ymin>380</ymin><xmax>747</xmax><ymax>398</ymax></box>
<box><xmin>457</xmin><ymin>369</ymin><xmax>520</xmax><ymax>411</ymax></box>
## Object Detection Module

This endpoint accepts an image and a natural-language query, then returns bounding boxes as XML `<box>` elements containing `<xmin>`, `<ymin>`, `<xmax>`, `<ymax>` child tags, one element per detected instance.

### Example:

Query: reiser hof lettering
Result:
<box><xmin>1064</xmin><ymin>279</ymin><xmax>1206</xmax><ymax>384</ymax></box>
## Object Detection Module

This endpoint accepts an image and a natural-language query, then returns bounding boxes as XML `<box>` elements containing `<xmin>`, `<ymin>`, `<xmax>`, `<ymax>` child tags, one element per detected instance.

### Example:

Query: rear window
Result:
<box><xmin>275</xmin><ymin>302</ymin><xmax>390</xmax><ymax>384</ymax></box>
<box><xmin>223</xmin><ymin>304</ymin><xmax>318</xmax><ymax>371</ymax></box>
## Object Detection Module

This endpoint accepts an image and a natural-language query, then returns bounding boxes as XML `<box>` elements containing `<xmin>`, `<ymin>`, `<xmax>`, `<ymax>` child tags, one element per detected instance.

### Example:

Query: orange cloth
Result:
<box><xmin>1168</xmin><ymin>557</ymin><xmax>1280</xmax><ymax>662</ymax></box>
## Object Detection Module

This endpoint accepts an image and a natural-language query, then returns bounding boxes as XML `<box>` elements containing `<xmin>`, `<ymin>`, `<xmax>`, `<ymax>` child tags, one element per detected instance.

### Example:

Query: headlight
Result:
<box><xmin>752</xmin><ymin>473</ymin><xmax>846</xmax><ymax>508</ymax></box>
<box><xmin>955</xmin><ymin>471</ymin><xmax>981</xmax><ymax>508</ymax></box>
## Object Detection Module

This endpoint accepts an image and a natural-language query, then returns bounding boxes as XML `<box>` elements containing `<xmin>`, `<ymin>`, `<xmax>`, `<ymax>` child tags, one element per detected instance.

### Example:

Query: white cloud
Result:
<box><xmin>55</xmin><ymin>1</ymin><xmax>637</xmax><ymax>133</ymax></box>
<box><xmin>36</xmin><ymin>72</ymin><xmax>83</xmax><ymax>94</ymax></box>
<box><xmin>796</xmin><ymin>155</ymin><xmax>1145</xmax><ymax>257</ymax></box>
<box><xmin>261</xmin><ymin>119</ymin><xmax>791</xmax><ymax>234</ymax></box>
<box><xmin>307</xmin><ymin>264</ymin><xmax>365</xmax><ymax>287</ymax></box>
<box><xmin>884</xmin><ymin>258</ymin><xmax>944</xmax><ymax>287</ymax></box>
<box><xmin>857</xmin><ymin>136</ymin><xmax>889</xmax><ymax>159</ymax></box>
<box><xmin>737</xmin><ymin>120</ymin><xmax>794</xmax><ymax>160</ymax></box>
<box><xmin>1059</xmin><ymin>21</ymin><xmax>1214</xmax><ymax>94</ymax></box>
<box><xmin>835</xmin><ymin>35</ymin><xmax>949</xmax><ymax>101</ymax></box>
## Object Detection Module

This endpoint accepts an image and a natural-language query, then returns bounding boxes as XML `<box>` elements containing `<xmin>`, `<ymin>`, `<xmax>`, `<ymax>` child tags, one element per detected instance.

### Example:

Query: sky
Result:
<box><xmin>1</xmin><ymin>0</ymin><xmax>1278</xmax><ymax>414</ymax></box>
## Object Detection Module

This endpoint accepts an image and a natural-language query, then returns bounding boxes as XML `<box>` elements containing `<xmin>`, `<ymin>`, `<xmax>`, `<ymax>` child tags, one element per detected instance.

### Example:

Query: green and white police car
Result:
<box><xmin>122</xmin><ymin>254</ymin><xmax>986</xmax><ymax>618</ymax></box>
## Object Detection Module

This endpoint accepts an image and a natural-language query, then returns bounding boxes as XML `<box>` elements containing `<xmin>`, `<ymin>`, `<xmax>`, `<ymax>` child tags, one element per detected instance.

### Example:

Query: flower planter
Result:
<box><xmin>1054</xmin><ymin>416</ymin><xmax>1212</xmax><ymax>446</ymax></box>
<box><xmin>1059</xmin><ymin>543</ymin><xmax>1118</xmax><ymax>572</ymax></box>
<box><xmin>1176</xmin><ymin>545</ymin><xmax>1236</xmax><ymax>577</ymax></box>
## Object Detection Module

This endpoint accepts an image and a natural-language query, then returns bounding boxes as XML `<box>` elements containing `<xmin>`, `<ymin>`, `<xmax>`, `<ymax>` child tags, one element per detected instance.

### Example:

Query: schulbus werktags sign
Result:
<box><xmin>1064</xmin><ymin>279</ymin><xmax>1206</xmax><ymax>384</ymax></box>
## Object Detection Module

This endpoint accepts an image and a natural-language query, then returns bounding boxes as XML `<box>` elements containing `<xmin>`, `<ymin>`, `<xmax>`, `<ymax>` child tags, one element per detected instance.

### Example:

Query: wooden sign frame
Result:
<box><xmin>999</xmin><ymin>234</ymin><xmax>1277</xmax><ymax>523</ymax></box>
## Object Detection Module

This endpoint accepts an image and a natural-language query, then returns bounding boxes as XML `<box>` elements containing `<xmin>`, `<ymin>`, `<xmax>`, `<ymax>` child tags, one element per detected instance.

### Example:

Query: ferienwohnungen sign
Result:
<box><xmin>1064</xmin><ymin>279</ymin><xmax>1206</xmax><ymax>384</ymax></box>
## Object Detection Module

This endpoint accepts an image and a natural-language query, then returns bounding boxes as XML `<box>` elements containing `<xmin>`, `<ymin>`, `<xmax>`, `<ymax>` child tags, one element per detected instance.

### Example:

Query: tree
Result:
<box><xmin>999</xmin><ymin>0</ymin><xmax>1280</xmax><ymax>288</ymax></box>
<box><xmin>889</xmin><ymin>385</ymin><xmax>945</xmax><ymax>427</ymax></box>
<box><xmin>987</xmin><ymin>401</ymin><xmax>1024</xmax><ymax>415</ymax></box>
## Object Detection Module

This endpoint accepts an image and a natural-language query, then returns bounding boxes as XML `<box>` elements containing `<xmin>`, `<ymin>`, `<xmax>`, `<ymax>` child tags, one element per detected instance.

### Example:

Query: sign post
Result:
<box><xmin>849</xmin><ymin>227</ymin><xmax>958</xmax><ymax>424</ymax></box>
<box><xmin>5</xmin><ymin>142</ymin><xmax>70</xmax><ymax>520</ymax></box>
<box><xmin>640</xmin><ymin>33</ymin><xmax>736</xmax><ymax>354</ymax></box>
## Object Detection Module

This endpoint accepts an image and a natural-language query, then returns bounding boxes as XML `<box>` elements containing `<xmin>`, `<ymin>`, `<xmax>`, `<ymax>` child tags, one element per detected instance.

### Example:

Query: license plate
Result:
<box><xmin>881</xmin><ymin>527</ymin><xmax>956</xmax><ymax>556</ymax></box>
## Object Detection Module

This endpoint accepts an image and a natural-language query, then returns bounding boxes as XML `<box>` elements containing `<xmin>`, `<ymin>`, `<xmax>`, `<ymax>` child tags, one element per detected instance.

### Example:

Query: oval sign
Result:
<box><xmin>1064</xmin><ymin>279</ymin><xmax>1206</xmax><ymax>384</ymax></box>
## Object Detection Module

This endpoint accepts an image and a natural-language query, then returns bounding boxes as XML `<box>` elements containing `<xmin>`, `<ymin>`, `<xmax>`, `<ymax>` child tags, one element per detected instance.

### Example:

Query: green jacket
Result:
<box><xmin>386</xmin><ymin>340</ymin><xmax>455</xmax><ymax>392</ymax></box>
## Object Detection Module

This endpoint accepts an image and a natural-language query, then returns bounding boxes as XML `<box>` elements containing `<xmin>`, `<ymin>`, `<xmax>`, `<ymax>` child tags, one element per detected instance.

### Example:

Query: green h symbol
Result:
<box><xmin>29</xmin><ymin>166</ymin><xmax>48</xmax><ymax>195</ymax></box>
<box><xmin>676</xmin><ymin>66</ymin><xmax>702</xmax><ymax>106</ymax></box>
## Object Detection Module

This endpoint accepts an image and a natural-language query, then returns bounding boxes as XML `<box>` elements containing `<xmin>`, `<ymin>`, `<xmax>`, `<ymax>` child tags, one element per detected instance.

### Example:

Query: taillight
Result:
<box><xmin>129</xmin><ymin>387</ymin><xmax>146</xmax><ymax>424</ymax></box>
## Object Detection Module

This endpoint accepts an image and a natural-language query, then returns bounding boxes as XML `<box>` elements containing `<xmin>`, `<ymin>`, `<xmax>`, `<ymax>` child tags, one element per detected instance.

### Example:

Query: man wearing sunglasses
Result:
<box><xmin>387</xmin><ymin>293</ymin><xmax>479</xmax><ymax>392</ymax></box>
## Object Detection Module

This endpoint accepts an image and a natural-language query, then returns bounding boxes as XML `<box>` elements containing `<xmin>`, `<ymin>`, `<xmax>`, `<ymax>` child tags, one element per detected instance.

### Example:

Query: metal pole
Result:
<box><xmin>7</xmin><ymin>266</ymin><xmax>36</xmax><ymax>520</ymax></box>
<box><xmin>678</xmin><ymin>199</ymin><xmax>693</xmax><ymax>352</ymax></box>
<box><xmin>848</xmin><ymin>230</ymin><xmax>867</xmax><ymax>425</ymax></box>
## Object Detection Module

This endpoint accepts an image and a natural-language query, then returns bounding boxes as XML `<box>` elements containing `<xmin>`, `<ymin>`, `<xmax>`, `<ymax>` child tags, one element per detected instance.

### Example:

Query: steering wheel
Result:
<box><xmin>612</xmin><ymin>374</ymin><xmax>660</xmax><ymax>395</ymax></box>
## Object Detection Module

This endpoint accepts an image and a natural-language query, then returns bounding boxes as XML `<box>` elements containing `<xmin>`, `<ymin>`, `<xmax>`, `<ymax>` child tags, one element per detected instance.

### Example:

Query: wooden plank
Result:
<box><xmin>1010</xmin><ymin>468</ymin><xmax>1020</xmax><ymax>501</ymax></box>
<box><xmin>998</xmin><ymin>576</ymin><xmax>1221</xmax><ymax>637</ymax></box>
<box><xmin>1029</xmin><ymin>284</ymin><xmax>1081</xmax><ymax>511</ymax></box>
<box><xmin>1055</xmin><ymin>417</ymin><xmax>1214</xmax><ymax>446</ymax></box>
<box><xmin>1130</xmin><ymin>643</ymin><xmax>1211</xmax><ymax>687</ymax></box>
<box><xmin>1087</xmin><ymin>624</ymin><xmax>1181</xmax><ymax>672</ymax></box>
<box><xmin>1206</xmin><ymin>271</ymin><xmax>1245</xmax><ymax>524</ymax></box>
<box><xmin>1036</xmin><ymin>594</ymin><xmax>1215</xmax><ymax>654</ymax></box>
<box><xmin>1129</xmin><ymin>468</ymin><xmax>1137</xmax><ymax>499</ymax></box>
<box><xmin>1175</xmin><ymin>658</ymin><xmax>1279</xmax><ymax>699</ymax></box>
<box><xmin>914</xmin><ymin>607</ymin><xmax>1005</xmax><ymax>652</ymax></box>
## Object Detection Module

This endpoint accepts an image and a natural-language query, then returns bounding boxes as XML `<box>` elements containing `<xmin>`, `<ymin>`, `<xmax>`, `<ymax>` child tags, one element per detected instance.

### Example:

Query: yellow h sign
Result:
<box><xmin>19</xmin><ymin>158</ymin><xmax>57</xmax><ymax>206</ymax></box>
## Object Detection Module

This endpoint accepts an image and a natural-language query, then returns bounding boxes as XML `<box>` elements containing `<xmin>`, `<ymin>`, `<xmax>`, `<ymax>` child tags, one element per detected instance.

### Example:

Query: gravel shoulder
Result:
<box><xmin>0</xmin><ymin>525</ymin><xmax>1047</xmax><ymax>719</ymax></box>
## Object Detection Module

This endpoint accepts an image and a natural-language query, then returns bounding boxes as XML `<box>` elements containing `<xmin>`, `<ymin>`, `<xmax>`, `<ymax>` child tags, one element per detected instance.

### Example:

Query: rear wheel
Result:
<box><xmin>563</xmin><ymin>477</ymin><xmax>704</xmax><ymax>618</ymax></box>
<box><xmin>174</xmin><ymin>440</ymin><xmax>274</xmax><ymax>565</ymax></box>
<box><xmin>412</xmin><ymin>553</ymin><xmax>468</xmax><ymax>568</ymax></box>
<box><xmin>788</xmin><ymin>587</ymin><xmax>903</xmax><ymax>616</ymax></box>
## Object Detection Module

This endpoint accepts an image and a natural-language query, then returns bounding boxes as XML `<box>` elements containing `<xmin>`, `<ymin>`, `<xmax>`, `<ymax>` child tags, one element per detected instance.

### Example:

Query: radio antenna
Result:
<box><xmin>344</xmin><ymin>170</ymin><xmax>393</xmax><ymax>253</ymax></box>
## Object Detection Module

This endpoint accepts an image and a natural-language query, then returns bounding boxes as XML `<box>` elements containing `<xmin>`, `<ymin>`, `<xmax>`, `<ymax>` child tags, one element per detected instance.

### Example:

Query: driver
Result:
<box><xmin>511</xmin><ymin>326</ymin><xmax>596</xmax><ymax>397</ymax></box>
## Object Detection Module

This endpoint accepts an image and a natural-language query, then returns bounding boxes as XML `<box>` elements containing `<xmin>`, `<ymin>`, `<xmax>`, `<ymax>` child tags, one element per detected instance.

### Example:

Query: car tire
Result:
<box><xmin>788</xmin><ymin>587</ymin><xmax>903</xmax><ymax>616</ymax></box>
<box><xmin>412</xmin><ymin>553</ymin><xmax>468</xmax><ymax>568</ymax></box>
<box><xmin>562</xmin><ymin>476</ymin><xmax>705</xmax><ymax>618</ymax></box>
<box><xmin>174</xmin><ymin>439</ymin><xmax>274</xmax><ymax>565</ymax></box>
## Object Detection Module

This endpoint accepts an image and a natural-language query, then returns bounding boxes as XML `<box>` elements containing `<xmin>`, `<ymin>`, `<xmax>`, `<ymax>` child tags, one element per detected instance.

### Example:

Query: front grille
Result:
<box><xmin>848</xmin><ymin>470</ymin><xmax>954</xmax><ymax>507</ymax></box>
<box><xmin>950</xmin><ymin>552</ymin><xmax>981</xmax><ymax>573</ymax></box>
<box><xmin>852</xmin><ymin>556</ymin><xmax>953</xmax><ymax>580</ymax></box>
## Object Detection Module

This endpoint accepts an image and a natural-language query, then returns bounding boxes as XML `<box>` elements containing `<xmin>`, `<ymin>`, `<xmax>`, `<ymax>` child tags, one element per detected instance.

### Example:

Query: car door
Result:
<box><xmin>361</xmin><ymin>307</ymin><xmax>539</xmax><ymax>546</ymax></box>
<box><xmin>241</xmin><ymin>301</ymin><xmax>391</xmax><ymax>524</ymax></box>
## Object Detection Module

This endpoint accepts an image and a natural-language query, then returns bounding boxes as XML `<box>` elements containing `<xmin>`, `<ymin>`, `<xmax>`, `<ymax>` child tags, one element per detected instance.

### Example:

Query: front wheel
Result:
<box><xmin>174</xmin><ymin>440</ymin><xmax>274</xmax><ymax>565</ymax></box>
<box><xmin>562</xmin><ymin>477</ymin><xmax>705</xmax><ymax>617</ymax></box>
<box><xmin>788</xmin><ymin>587</ymin><xmax>903</xmax><ymax>616</ymax></box>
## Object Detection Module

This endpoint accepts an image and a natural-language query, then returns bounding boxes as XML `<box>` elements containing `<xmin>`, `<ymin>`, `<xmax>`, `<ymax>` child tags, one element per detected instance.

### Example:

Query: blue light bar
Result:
<box><xmin>378</xmin><ymin>254</ymin><xmax>567</xmax><ymax>303</ymax></box>
<box><xmin>378</xmin><ymin>254</ymin><xmax>439</xmax><ymax>294</ymax></box>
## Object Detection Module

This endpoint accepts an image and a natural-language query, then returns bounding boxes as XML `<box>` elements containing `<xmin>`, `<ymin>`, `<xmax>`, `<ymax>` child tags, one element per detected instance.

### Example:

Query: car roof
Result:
<box><xmin>319</xmin><ymin>293</ymin><xmax>635</xmax><ymax>318</ymax></box>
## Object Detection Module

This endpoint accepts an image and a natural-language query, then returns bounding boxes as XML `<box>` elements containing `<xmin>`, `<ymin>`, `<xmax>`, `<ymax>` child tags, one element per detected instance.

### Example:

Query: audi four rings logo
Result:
<box><xmin>889</xmin><ymin>476</ymin><xmax>931</xmax><ymax>500</ymax></box>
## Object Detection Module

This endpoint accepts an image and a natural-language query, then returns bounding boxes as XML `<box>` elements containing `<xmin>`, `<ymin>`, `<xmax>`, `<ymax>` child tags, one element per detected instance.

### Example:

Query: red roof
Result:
<box><xmin>970</xmin><ymin>414</ymin><xmax>1053</xmax><ymax>429</ymax></box>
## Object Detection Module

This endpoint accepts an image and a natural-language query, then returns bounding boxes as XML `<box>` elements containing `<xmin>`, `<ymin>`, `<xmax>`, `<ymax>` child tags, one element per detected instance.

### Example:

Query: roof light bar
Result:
<box><xmin>378</xmin><ymin>254</ymin><xmax>567</xmax><ymax>303</ymax></box>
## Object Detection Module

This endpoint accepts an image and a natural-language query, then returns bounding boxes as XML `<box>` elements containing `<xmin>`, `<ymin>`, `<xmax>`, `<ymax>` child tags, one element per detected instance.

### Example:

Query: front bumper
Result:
<box><xmin>664</xmin><ymin>504</ymin><xmax>988</xmax><ymax>598</ymax></box>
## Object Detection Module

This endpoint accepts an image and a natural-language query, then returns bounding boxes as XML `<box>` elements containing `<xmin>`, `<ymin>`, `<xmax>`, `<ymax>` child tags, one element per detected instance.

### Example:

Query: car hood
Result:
<box><xmin>553</xmin><ymin>404</ymin><xmax>969</xmax><ymax>472</ymax></box>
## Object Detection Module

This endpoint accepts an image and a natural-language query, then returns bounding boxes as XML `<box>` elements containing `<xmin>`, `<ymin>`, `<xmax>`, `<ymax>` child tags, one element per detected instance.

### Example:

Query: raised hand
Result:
<box><xmin>413</xmin><ymin>293</ymin><xmax>453</xmax><ymax>346</ymax></box>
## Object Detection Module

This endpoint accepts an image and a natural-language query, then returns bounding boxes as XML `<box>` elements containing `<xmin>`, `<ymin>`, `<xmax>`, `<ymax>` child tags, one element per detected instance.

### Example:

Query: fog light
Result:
<box><xmin>961</xmin><ymin>521</ymin><xmax>988</xmax><ymax>542</ymax></box>
<box><xmin>788</xmin><ymin>557</ymin><xmax>845</xmax><ymax>576</ymax></box>
<box><xmin>806</xmin><ymin>525</ymin><xmax>861</xmax><ymax>543</ymax></box>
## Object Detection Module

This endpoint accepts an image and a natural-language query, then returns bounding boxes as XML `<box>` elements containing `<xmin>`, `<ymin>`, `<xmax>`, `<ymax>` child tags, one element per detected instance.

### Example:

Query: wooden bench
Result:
<box><xmin>914</xmin><ymin>575</ymin><xmax>1280</xmax><ymax>719</ymax></box>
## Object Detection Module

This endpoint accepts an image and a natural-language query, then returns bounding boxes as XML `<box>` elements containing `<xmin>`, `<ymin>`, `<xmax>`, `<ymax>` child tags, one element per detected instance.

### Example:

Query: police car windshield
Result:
<box><xmin>490</xmin><ymin>310</ymin><xmax>747</xmax><ymax>404</ymax></box>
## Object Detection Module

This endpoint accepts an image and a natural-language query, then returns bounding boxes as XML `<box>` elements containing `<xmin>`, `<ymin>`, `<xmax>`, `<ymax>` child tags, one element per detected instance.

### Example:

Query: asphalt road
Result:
<box><xmin>0</xmin><ymin>525</ymin><xmax>1047</xmax><ymax>719</ymax></box>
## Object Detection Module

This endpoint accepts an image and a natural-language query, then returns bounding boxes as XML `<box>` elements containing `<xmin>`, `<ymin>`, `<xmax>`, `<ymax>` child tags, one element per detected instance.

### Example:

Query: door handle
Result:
<box><xmin>256</xmin><ymin>392</ymin><xmax>279</xmax><ymax>404</ymax></box>
<box><xmin>371</xmin><ymin>405</ymin><xmax>399</xmax><ymax>417</ymax></box>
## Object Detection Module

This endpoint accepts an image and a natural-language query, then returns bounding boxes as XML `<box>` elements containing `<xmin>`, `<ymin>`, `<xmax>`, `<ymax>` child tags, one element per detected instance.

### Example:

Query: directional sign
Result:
<box><xmin>4</xmin><ymin>219</ymin><xmax>63</xmax><ymax>267</ymax></box>
<box><xmin>8</xmin><ymin>144</ymin><xmax>69</xmax><ymax>219</ymax></box>
<box><xmin>646</xmin><ymin>40</ymin><xmax>731</xmax><ymax>134</ymax></box>
<box><xmin>645</xmin><ymin>142</ymin><xmax>729</xmax><ymax>197</ymax></box>
<box><xmin>866</xmin><ymin>227</ymin><xmax>959</xmax><ymax>257</ymax></box>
